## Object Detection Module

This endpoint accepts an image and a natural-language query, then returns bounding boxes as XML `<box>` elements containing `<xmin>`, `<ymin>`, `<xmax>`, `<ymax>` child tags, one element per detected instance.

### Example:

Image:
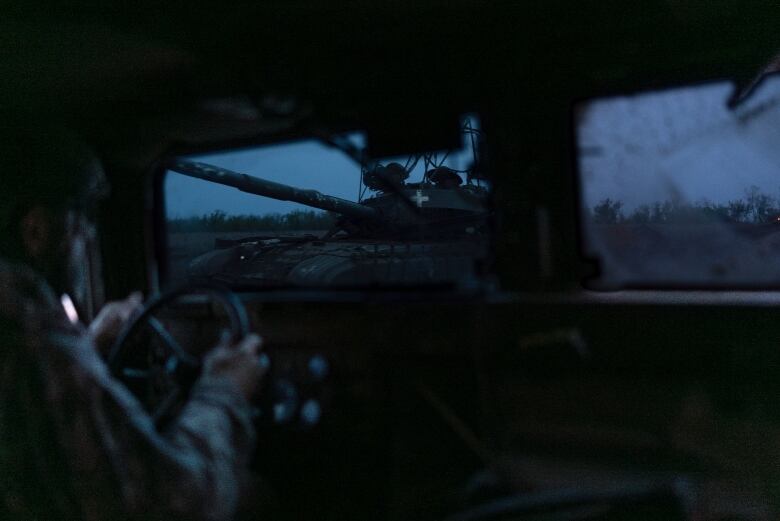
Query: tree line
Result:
<box><xmin>591</xmin><ymin>186</ymin><xmax>780</xmax><ymax>224</ymax></box>
<box><xmin>168</xmin><ymin>209</ymin><xmax>337</xmax><ymax>232</ymax></box>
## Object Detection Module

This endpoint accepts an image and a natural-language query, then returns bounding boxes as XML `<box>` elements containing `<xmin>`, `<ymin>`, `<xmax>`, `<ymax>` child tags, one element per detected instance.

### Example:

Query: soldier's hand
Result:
<box><xmin>89</xmin><ymin>292</ymin><xmax>144</xmax><ymax>355</ymax></box>
<box><xmin>202</xmin><ymin>333</ymin><xmax>266</xmax><ymax>400</ymax></box>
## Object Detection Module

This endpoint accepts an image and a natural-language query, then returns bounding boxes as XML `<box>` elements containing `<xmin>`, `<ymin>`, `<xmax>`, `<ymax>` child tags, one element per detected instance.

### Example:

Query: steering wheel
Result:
<box><xmin>107</xmin><ymin>284</ymin><xmax>252</xmax><ymax>424</ymax></box>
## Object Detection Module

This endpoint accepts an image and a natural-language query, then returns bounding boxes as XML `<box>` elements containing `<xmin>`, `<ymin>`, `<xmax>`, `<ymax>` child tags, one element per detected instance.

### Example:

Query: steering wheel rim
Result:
<box><xmin>108</xmin><ymin>283</ymin><xmax>251</xmax><ymax>423</ymax></box>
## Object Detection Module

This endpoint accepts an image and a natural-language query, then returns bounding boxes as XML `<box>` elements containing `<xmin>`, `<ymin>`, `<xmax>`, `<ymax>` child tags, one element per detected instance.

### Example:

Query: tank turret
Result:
<box><xmin>168</xmin><ymin>159</ymin><xmax>488</xmax><ymax>235</ymax></box>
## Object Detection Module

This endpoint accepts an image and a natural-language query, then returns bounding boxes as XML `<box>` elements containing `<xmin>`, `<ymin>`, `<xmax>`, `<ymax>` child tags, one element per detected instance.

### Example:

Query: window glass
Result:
<box><xmin>576</xmin><ymin>77</ymin><xmax>780</xmax><ymax>288</ymax></box>
<box><xmin>163</xmin><ymin>117</ymin><xmax>491</xmax><ymax>290</ymax></box>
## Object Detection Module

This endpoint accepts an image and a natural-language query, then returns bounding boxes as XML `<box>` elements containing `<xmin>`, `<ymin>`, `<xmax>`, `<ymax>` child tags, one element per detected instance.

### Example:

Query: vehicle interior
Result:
<box><xmin>5</xmin><ymin>1</ymin><xmax>780</xmax><ymax>519</ymax></box>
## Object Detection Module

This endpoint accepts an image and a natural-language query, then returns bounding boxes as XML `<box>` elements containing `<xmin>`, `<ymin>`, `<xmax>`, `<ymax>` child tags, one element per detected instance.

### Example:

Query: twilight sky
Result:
<box><xmin>165</xmin><ymin>80</ymin><xmax>780</xmax><ymax>222</ymax></box>
<box><xmin>165</xmin><ymin>119</ymin><xmax>479</xmax><ymax>218</ymax></box>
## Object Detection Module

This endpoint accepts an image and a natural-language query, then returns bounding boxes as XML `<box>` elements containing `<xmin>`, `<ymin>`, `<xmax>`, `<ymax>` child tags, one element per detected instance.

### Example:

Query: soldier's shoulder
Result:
<box><xmin>0</xmin><ymin>258</ymin><xmax>58</xmax><ymax>322</ymax></box>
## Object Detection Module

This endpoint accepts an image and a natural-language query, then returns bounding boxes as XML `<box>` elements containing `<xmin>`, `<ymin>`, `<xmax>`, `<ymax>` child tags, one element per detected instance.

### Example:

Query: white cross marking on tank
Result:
<box><xmin>413</xmin><ymin>190</ymin><xmax>429</xmax><ymax>207</ymax></box>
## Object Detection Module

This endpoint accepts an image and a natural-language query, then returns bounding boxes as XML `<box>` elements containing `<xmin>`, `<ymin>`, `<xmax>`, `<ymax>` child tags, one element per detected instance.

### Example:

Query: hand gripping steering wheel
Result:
<box><xmin>107</xmin><ymin>284</ymin><xmax>253</xmax><ymax>424</ymax></box>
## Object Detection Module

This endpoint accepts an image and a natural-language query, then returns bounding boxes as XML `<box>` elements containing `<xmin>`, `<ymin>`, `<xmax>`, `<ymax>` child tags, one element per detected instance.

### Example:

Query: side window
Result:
<box><xmin>575</xmin><ymin>77</ymin><xmax>780</xmax><ymax>288</ymax></box>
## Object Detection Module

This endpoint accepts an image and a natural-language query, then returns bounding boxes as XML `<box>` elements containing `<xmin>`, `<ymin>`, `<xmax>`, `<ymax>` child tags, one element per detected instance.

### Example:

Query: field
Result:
<box><xmin>588</xmin><ymin>223</ymin><xmax>780</xmax><ymax>287</ymax></box>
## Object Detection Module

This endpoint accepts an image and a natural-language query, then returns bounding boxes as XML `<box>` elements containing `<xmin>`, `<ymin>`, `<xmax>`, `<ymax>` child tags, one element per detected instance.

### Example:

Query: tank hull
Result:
<box><xmin>188</xmin><ymin>235</ymin><xmax>488</xmax><ymax>287</ymax></box>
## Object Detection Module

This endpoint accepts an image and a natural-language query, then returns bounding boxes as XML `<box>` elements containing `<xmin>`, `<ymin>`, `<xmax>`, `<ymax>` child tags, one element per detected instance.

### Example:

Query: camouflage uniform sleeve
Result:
<box><xmin>42</xmin><ymin>329</ymin><xmax>257</xmax><ymax>521</ymax></box>
<box><xmin>0</xmin><ymin>262</ymin><xmax>256</xmax><ymax>521</ymax></box>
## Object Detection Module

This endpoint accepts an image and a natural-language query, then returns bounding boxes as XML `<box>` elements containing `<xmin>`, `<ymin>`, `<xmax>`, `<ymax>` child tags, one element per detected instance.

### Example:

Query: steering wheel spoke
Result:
<box><xmin>152</xmin><ymin>387</ymin><xmax>182</xmax><ymax>424</ymax></box>
<box><xmin>148</xmin><ymin>317</ymin><xmax>200</xmax><ymax>369</ymax></box>
<box><xmin>121</xmin><ymin>367</ymin><xmax>150</xmax><ymax>380</ymax></box>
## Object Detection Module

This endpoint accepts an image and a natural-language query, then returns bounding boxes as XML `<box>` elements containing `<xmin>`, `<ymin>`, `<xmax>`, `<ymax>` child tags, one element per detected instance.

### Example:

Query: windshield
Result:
<box><xmin>161</xmin><ymin>117</ymin><xmax>492</xmax><ymax>290</ymax></box>
<box><xmin>575</xmin><ymin>75</ymin><xmax>780</xmax><ymax>288</ymax></box>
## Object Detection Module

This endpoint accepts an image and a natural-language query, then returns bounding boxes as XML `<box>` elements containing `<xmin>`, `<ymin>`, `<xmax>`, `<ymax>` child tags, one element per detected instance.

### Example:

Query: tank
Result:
<box><xmin>168</xmin><ymin>152</ymin><xmax>490</xmax><ymax>288</ymax></box>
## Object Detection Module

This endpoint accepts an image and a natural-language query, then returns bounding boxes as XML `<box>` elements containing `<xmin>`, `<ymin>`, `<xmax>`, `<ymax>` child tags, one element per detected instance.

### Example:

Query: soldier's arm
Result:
<box><xmin>0</xmin><ymin>263</ymin><xmax>259</xmax><ymax>520</ymax></box>
<box><xmin>41</xmin><ymin>327</ymin><xmax>258</xmax><ymax>521</ymax></box>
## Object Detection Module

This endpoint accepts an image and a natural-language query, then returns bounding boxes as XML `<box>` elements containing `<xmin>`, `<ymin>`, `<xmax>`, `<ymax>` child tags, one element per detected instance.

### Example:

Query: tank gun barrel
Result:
<box><xmin>168</xmin><ymin>160</ymin><xmax>381</xmax><ymax>221</ymax></box>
